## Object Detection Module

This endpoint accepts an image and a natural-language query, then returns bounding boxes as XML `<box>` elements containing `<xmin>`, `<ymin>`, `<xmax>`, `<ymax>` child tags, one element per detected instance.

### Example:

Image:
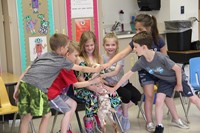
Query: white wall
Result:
<box><xmin>101</xmin><ymin>0</ymin><xmax>199</xmax><ymax>41</ymax></box>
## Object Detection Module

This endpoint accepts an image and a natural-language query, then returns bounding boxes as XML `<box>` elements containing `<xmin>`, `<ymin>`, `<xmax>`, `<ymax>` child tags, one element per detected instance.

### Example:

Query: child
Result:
<box><xmin>103</xmin><ymin>14</ymin><xmax>188</xmax><ymax>132</ymax></box>
<box><xmin>101</xmin><ymin>33</ymin><xmax>141</xmax><ymax>131</ymax></box>
<box><xmin>75</xmin><ymin>31</ymin><xmax>121</xmax><ymax>133</ymax></box>
<box><xmin>105</xmin><ymin>31</ymin><xmax>200</xmax><ymax>133</ymax></box>
<box><xmin>13</xmin><ymin>33</ymin><xmax>102</xmax><ymax>133</ymax></box>
<box><xmin>48</xmin><ymin>43</ymin><xmax>102</xmax><ymax>133</ymax></box>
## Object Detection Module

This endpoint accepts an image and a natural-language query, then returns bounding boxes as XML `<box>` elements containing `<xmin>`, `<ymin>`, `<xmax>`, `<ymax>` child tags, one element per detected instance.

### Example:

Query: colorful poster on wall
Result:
<box><xmin>71</xmin><ymin>0</ymin><xmax>93</xmax><ymax>18</ymax></box>
<box><xmin>66</xmin><ymin>0</ymin><xmax>99</xmax><ymax>43</ymax></box>
<box><xmin>29</xmin><ymin>36</ymin><xmax>47</xmax><ymax>61</ymax></box>
<box><xmin>75</xmin><ymin>19</ymin><xmax>91</xmax><ymax>42</ymax></box>
<box><xmin>16</xmin><ymin>0</ymin><xmax>54</xmax><ymax>71</ymax></box>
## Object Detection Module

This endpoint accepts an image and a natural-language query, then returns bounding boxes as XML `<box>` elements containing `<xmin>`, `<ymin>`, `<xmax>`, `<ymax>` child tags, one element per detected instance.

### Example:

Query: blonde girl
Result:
<box><xmin>101</xmin><ymin>33</ymin><xmax>141</xmax><ymax>131</ymax></box>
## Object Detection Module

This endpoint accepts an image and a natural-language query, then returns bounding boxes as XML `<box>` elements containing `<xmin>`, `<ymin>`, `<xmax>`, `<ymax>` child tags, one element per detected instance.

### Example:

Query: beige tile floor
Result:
<box><xmin>1</xmin><ymin>98</ymin><xmax>200</xmax><ymax>133</ymax></box>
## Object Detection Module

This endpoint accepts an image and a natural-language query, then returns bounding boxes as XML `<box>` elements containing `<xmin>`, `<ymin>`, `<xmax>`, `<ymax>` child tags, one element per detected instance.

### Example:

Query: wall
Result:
<box><xmin>101</xmin><ymin>0</ymin><xmax>199</xmax><ymax>41</ymax></box>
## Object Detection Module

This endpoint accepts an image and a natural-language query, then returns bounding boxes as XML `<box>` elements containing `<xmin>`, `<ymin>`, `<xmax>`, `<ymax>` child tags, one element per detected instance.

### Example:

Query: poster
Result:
<box><xmin>75</xmin><ymin>19</ymin><xmax>91</xmax><ymax>42</ymax></box>
<box><xmin>71</xmin><ymin>0</ymin><xmax>93</xmax><ymax>18</ymax></box>
<box><xmin>17</xmin><ymin>0</ymin><xmax>54</xmax><ymax>71</ymax></box>
<box><xmin>29</xmin><ymin>36</ymin><xmax>47</xmax><ymax>61</ymax></box>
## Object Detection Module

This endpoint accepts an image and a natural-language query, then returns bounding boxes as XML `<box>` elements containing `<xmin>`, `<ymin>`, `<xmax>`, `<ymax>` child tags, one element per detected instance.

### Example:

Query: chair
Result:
<box><xmin>0</xmin><ymin>77</ymin><xmax>36</xmax><ymax>133</ymax></box>
<box><xmin>186</xmin><ymin>57</ymin><xmax>200</xmax><ymax>117</ymax></box>
<box><xmin>50</xmin><ymin>86</ymin><xmax>86</xmax><ymax>133</ymax></box>
<box><xmin>51</xmin><ymin>86</ymin><xmax>125</xmax><ymax>133</ymax></box>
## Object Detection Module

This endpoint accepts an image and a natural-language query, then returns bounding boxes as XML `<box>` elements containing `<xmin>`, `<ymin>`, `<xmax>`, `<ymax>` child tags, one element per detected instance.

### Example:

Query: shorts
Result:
<box><xmin>138</xmin><ymin>69</ymin><xmax>158</xmax><ymax>86</ymax></box>
<box><xmin>157</xmin><ymin>79</ymin><xmax>194</xmax><ymax>98</ymax></box>
<box><xmin>18</xmin><ymin>81</ymin><xmax>50</xmax><ymax>116</ymax></box>
<box><xmin>49</xmin><ymin>94</ymin><xmax>71</xmax><ymax>113</ymax></box>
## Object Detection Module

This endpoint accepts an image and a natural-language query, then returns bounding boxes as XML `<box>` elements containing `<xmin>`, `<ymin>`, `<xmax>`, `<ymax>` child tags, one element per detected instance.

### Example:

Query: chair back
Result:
<box><xmin>189</xmin><ymin>57</ymin><xmax>200</xmax><ymax>90</ymax></box>
<box><xmin>0</xmin><ymin>77</ymin><xmax>12</xmax><ymax>108</ymax></box>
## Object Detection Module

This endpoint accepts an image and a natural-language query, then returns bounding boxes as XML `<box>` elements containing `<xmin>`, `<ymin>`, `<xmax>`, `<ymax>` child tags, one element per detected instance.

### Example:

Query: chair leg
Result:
<box><xmin>30</xmin><ymin>120</ymin><xmax>36</xmax><ymax>133</ymax></box>
<box><xmin>113</xmin><ymin>112</ymin><xmax>124</xmax><ymax>133</ymax></box>
<box><xmin>137</xmin><ymin>94</ymin><xmax>146</xmax><ymax>121</ymax></box>
<box><xmin>50</xmin><ymin>110</ymin><xmax>59</xmax><ymax>133</ymax></box>
<box><xmin>75</xmin><ymin>110</ymin><xmax>84</xmax><ymax>133</ymax></box>
<box><xmin>179</xmin><ymin>92</ymin><xmax>190</xmax><ymax>123</ymax></box>
<box><xmin>10</xmin><ymin>113</ymin><xmax>18</xmax><ymax>133</ymax></box>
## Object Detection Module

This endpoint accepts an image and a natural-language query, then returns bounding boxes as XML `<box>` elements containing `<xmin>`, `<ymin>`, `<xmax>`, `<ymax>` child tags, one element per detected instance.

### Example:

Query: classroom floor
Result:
<box><xmin>1</xmin><ymin>97</ymin><xmax>200</xmax><ymax>133</ymax></box>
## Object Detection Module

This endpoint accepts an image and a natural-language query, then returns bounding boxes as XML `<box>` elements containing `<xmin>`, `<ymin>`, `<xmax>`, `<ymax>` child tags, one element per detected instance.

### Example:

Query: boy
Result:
<box><xmin>13</xmin><ymin>33</ymin><xmax>102</xmax><ymax>133</ymax></box>
<box><xmin>105</xmin><ymin>31</ymin><xmax>200</xmax><ymax>133</ymax></box>
<box><xmin>48</xmin><ymin>43</ymin><xmax>102</xmax><ymax>133</ymax></box>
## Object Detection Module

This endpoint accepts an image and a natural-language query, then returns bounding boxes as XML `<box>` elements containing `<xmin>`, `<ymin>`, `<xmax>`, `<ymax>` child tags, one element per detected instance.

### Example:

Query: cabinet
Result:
<box><xmin>118</xmin><ymin>38</ymin><xmax>142</xmax><ymax>92</ymax></box>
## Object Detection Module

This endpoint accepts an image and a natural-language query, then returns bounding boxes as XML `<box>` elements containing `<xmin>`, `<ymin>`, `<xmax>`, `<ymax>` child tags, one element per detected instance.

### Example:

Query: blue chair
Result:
<box><xmin>186</xmin><ymin>57</ymin><xmax>200</xmax><ymax>117</ymax></box>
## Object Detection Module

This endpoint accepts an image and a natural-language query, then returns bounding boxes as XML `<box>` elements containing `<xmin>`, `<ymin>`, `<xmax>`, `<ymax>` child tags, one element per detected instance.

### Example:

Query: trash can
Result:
<box><xmin>165</xmin><ymin>20</ymin><xmax>192</xmax><ymax>51</ymax></box>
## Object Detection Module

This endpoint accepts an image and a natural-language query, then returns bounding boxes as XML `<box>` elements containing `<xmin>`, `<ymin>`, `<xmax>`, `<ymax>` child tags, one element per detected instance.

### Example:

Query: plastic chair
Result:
<box><xmin>186</xmin><ymin>57</ymin><xmax>200</xmax><ymax>116</ymax></box>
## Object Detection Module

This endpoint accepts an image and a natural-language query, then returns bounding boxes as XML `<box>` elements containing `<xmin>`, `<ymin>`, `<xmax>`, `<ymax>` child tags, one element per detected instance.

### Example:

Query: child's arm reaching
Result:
<box><xmin>106</xmin><ymin>70</ymin><xmax>134</xmax><ymax>93</ymax></box>
<box><xmin>73</xmin><ymin>76</ymin><xmax>102</xmax><ymax>88</ymax></box>
<box><xmin>102</xmin><ymin>46</ymin><xmax>132</xmax><ymax>69</ymax></box>
<box><xmin>172</xmin><ymin>64</ymin><xmax>183</xmax><ymax>92</ymax></box>
<box><xmin>72</xmin><ymin>64</ymin><xmax>102</xmax><ymax>73</ymax></box>
<box><xmin>101</xmin><ymin>64</ymin><xmax>123</xmax><ymax>78</ymax></box>
<box><xmin>13</xmin><ymin>66</ymin><xmax>30</xmax><ymax>102</ymax></box>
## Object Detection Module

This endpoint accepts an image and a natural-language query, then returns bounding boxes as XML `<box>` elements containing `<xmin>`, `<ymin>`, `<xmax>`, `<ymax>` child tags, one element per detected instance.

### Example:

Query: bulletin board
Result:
<box><xmin>66</xmin><ymin>0</ymin><xmax>99</xmax><ymax>43</ymax></box>
<box><xmin>16</xmin><ymin>0</ymin><xmax>54</xmax><ymax>71</ymax></box>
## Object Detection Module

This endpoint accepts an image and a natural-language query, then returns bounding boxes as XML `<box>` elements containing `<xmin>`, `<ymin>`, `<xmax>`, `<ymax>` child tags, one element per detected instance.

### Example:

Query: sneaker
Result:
<box><xmin>94</xmin><ymin>114</ymin><xmax>102</xmax><ymax>132</ymax></box>
<box><xmin>83</xmin><ymin>116</ymin><xmax>95</xmax><ymax>133</ymax></box>
<box><xmin>121</xmin><ymin>116</ymin><xmax>130</xmax><ymax>131</ymax></box>
<box><xmin>154</xmin><ymin>125</ymin><xmax>164</xmax><ymax>133</ymax></box>
<box><xmin>171</xmin><ymin>119</ymin><xmax>189</xmax><ymax>129</ymax></box>
<box><xmin>146</xmin><ymin>122</ymin><xmax>155</xmax><ymax>132</ymax></box>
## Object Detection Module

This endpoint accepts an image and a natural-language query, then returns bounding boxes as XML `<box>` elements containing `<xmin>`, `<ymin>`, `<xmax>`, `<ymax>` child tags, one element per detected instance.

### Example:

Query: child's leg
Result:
<box><xmin>61</xmin><ymin>98</ymin><xmax>77</xmax><ymax>133</ymax></box>
<box><xmin>165</xmin><ymin>97</ymin><xmax>179</xmax><ymax>120</ymax></box>
<box><xmin>189</xmin><ymin>95</ymin><xmax>200</xmax><ymax>110</ymax></box>
<box><xmin>20</xmin><ymin>113</ymin><xmax>33</xmax><ymax>133</ymax></box>
<box><xmin>38</xmin><ymin>112</ymin><xmax>52</xmax><ymax>133</ymax></box>
<box><xmin>143</xmin><ymin>84</ymin><xmax>155</xmax><ymax>124</ymax></box>
<box><xmin>155</xmin><ymin>93</ymin><xmax>166</xmax><ymax>125</ymax></box>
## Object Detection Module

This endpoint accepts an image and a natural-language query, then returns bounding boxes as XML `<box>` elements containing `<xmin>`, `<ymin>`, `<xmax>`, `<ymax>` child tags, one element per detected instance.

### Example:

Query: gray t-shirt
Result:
<box><xmin>131</xmin><ymin>52</ymin><xmax>186</xmax><ymax>83</ymax></box>
<box><xmin>22</xmin><ymin>52</ymin><xmax>74</xmax><ymax>92</ymax></box>
<box><xmin>103</xmin><ymin>54</ymin><xmax>128</xmax><ymax>87</ymax></box>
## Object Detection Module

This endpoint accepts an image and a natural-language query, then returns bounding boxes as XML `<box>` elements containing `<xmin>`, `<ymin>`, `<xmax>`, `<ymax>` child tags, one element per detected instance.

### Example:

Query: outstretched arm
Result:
<box><xmin>72</xmin><ymin>64</ymin><xmax>102</xmax><ymax>73</ymax></box>
<box><xmin>13</xmin><ymin>66</ymin><xmax>30</xmax><ymax>102</ymax></box>
<box><xmin>172</xmin><ymin>64</ymin><xmax>183</xmax><ymax>92</ymax></box>
<box><xmin>106</xmin><ymin>70</ymin><xmax>134</xmax><ymax>93</ymax></box>
<box><xmin>103</xmin><ymin>45</ymin><xmax>132</xmax><ymax>68</ymax></box>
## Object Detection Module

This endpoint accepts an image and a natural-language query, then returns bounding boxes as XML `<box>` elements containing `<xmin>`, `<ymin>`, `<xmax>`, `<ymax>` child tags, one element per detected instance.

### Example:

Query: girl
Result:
<box><xmin>103</xmin><ymin>14</ymin><xmax>188</xmax><ymax>132</ymax></box>
<box><xmin>75</xmin><ymin>31</ymin><xmax>121</xmax><ymax>133</ymax></box>
<box><xmin>101</xmin><ymin>33</ymin><xmax>141</xmax><ymax>131</ymax></box>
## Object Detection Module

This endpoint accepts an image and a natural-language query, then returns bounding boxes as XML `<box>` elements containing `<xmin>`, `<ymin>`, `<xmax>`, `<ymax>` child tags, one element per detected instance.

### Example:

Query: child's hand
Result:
<box><xmin>102</xmin><ymin>63</ymin><xmax>110</xmax><ymax>69</ymax></box>
<box><xmin>94</xmin><ymin>65</ymin><xmax>102</xmax><ymax>73</ymax></box>
<box><xmin>174</xmin><ymin>84</ymin><xmax>183</xmax><ymax>92</ymax></box>
<box><xmin>103</xmin><ymin>85</ymin><xmax>115</xmax><ymax>94</ymax></box>
<box><xmin>91</xmin><ymin>77</ymin><xmax>102</xmax><ymax>85</ymax></box>
<box><xmin>13</xmin><ymin>89</ymin><xmax>19</xmax><ymax>103</ymax></box>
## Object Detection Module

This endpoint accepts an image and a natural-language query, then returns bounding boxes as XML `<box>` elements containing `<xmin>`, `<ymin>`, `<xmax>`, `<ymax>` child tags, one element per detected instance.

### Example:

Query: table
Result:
<box><xmin>167</xmin><ymin>50</ymin><xmax>200</xmax><ymax>70</ymax></box>
<box><xmin>1</xmin><ymin>72</ymin><xmax>19</xmax><ymax>86</ymax></box>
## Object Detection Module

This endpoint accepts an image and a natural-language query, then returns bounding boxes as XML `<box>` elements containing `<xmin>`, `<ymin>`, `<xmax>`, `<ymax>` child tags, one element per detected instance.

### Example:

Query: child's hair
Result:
<box><xmin>132</xmin><ymin>31</ymin><xmax>153</xmax><ymax>49</ymax></box>
<box><xmin>67</xmin><ymin>42</ymin><xmax>80</xmax><ymax>54</ymax></box>
<box><xmin>50</xmin><ymin>33</ymin><xmax>69</xmax><ymax>51</ymax></box>
<box><xmin>134</xmin><ymin>14</ymin><xmax>159</xmax><ymax>46</ymax></box>
<box><xmin>79</xmin><ymin>31</ymin><xmax>101</xmax><ymax>65</ymax></box>
<box><xmin>103</xmin><ymin>33</ymin><xmax>119</xmax><ymax>54</ymax></box>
